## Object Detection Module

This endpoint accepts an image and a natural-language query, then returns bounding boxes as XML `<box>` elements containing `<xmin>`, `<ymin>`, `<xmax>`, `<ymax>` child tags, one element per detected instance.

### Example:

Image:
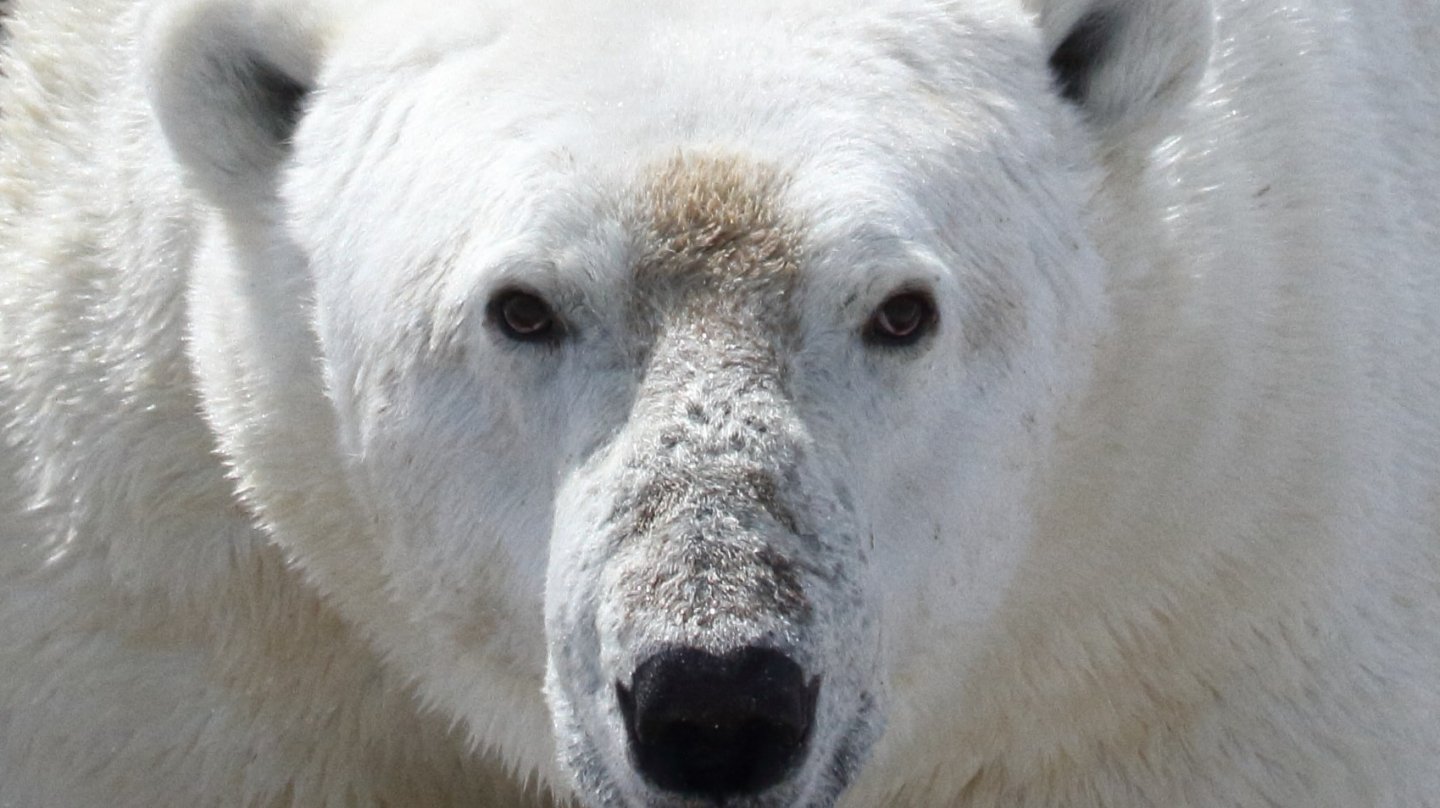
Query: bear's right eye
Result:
<box><xmin>489</xmin><ymin>288</ymin><xmax>562</xmax><ymax>343</ymax></box>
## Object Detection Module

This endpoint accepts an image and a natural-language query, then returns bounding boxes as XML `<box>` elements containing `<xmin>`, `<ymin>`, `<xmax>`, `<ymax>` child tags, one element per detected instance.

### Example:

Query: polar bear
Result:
<box><xmin>2</xmin><ymin>0</ymin><xmax>1439</xmax><ymax>805</ymax></box>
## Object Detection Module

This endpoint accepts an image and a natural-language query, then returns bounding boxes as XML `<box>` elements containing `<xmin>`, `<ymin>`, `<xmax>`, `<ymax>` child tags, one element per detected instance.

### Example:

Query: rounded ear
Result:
<box><xmin>145</xmin><ymin>0</ymin><xmax>331</xmax><ymax>208</ymax></box>
<box><xmin>1028</xmin><ymin>0</ymin><xmax>1213</xmax><ymax>145</ymax></box>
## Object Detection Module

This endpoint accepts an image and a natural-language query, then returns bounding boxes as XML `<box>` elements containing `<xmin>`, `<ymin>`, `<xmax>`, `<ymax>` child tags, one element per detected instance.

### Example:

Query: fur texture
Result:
<box><xmin>0</xmin><ymin>0</ymin><xmax>1437</xmax><ymax>806</ymax></box>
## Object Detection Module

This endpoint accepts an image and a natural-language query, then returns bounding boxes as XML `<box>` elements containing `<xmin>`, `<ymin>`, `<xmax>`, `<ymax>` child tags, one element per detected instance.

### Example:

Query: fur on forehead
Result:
<box><xmin>629</xmin><ymin>154</ymin><xmax>803</xmax><ymax>328</ymax></box>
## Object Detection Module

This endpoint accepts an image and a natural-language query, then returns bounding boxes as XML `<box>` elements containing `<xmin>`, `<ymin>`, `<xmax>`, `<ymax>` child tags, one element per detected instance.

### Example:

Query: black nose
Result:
<box><xmin>617</xmin><ymin>646</ymin><xmax>819</xmax><ymax>798</ymax></box>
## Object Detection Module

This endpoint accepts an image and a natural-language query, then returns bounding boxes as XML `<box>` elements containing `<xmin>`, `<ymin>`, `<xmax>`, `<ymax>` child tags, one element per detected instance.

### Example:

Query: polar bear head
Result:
<box><xmin>147</xmin><ymin>0</ymin><xmax>1210</xmax><ymax>804</ymax></box>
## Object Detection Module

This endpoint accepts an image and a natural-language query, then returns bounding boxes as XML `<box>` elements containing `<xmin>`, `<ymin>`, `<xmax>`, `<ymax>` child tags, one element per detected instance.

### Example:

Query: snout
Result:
<box><xmin>617</xmin><ymin>646</ymin><xmax>820</xmax><ymax>798</ymax></box>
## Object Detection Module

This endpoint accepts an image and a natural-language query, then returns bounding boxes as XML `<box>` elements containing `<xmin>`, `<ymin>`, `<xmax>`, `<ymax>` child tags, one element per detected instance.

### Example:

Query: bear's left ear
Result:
<box><xmin>1028</xmin><ymin>0</ymin><xmax>1214</xmax><ymax>145</ymax></box>
<box><xmin>145</xmin><ymin>0</ymin><xmax>332</xmax><ymax>209</ymax></box>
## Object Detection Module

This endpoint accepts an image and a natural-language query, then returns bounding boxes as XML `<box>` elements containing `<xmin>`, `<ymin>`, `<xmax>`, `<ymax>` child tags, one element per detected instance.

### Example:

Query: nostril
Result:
<box><xmin>617</xmin><ymin>646</ymin><xmax>819</xmax><ymax>797</ymax></box>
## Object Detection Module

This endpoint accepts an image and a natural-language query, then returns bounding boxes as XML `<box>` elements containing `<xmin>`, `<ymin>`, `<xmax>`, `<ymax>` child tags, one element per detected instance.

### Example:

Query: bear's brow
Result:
<box><xmin>632</xmin><ymin>154</ymin><xmax>802</xmax><ymax>311</ymax></box>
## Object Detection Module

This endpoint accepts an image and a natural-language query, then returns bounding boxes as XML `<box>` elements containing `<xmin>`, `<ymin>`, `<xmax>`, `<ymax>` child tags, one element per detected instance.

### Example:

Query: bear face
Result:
<box><xmin>147</xmin><ymin>0</ymin><xmax>1207</xmax><ymax>803</ymax></box>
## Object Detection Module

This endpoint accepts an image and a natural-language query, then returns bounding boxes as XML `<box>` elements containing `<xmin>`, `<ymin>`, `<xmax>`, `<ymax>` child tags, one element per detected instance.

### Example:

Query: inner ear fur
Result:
<box><xmin>145</xmin><ymin>0</ymin><xmax>328</xmax><ymax>208</ymax></box>
<box><xmin>1029</xmin><ymin>0</ymin><xmax>1214</xmax><ymax>145</ymax></box>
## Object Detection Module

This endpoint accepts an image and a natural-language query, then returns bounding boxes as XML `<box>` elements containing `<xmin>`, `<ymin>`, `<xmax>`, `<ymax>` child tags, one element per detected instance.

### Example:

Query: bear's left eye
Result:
<box><xmin>863</xmin><ymin>289</ymin><xmax>938</xmax><ymax>348</ymax></box>
<box><xmin>489</xmin><ymin>288</ymin><xmax>562</xmax><ymax>343</ymax></box>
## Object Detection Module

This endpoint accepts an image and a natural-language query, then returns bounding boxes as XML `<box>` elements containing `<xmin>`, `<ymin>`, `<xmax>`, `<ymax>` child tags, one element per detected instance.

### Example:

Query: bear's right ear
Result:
<box><xmin>145</xmin><ymin>0</ymin><xmax>330</xmax><ymax>208</ymax></box>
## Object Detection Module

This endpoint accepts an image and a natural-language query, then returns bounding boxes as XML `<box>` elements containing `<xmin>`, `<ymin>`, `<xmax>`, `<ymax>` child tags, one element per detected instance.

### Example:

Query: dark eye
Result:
<box><xmin>489</xmin><ymin>288</ymin><xmax>561</xmax><ymax>343</ymax></box>
<box><xmin>864</xmin><ymin>290</ymin><xmax>937</xmax><ymax>348</ymax></box>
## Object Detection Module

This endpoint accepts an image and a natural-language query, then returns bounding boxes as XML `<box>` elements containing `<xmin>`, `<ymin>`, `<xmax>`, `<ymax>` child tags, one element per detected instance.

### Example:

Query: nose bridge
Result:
<box><xmin>604</xmin><ymin>150</ymin><xmax>813</xmax><ymax>641</ymax></box>
<box><xmin>609</xmin><ymin>329</ymin><xmax>825</xmax><ymax>799</ymax></box>
<box><xmin>642</xmin><ymin>316</ymin><xmax>800</xmax><ymax>512</ymax></box>
<box><xmin>610</xmin><ymin>326</ymin><xmax>811</xmax><ymax>636</ymax></box>
<box><xmin>642</xmin><ymin>316</ymin><xmax>795</xmax><ymax>475</ymax></box>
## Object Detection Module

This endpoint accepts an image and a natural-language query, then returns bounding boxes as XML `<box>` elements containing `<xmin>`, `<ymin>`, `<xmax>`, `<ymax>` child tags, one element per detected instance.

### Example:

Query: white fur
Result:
<box><xmin>0</xmin><ymin>0</ymin><xmax>1437</xmax><ymax>806</ymax></box>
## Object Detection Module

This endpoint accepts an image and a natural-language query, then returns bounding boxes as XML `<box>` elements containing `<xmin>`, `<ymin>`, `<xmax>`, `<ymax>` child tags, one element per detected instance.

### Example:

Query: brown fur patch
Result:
<box><xmin>627</xmin><ymin>465</ymin><xmax>801</xmax><ymax>540</ymax></box>
<box><xmin>632</xmin><ymin>154</ymin><xmax>802</xmax><ymax>332</ymax></box>
<box><xmin>615</xmin><ymin>528</ymin><xmax>812</xmax><ymax>629</ymax></box>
